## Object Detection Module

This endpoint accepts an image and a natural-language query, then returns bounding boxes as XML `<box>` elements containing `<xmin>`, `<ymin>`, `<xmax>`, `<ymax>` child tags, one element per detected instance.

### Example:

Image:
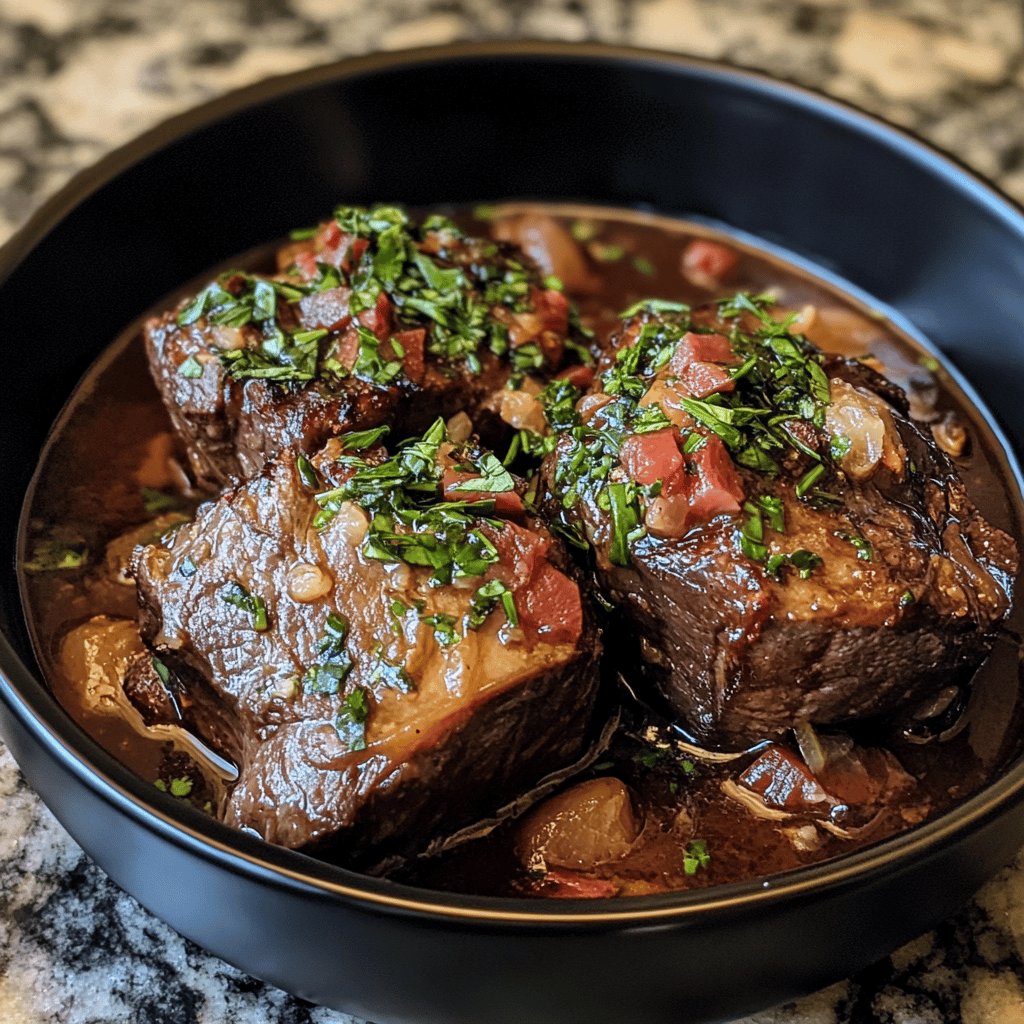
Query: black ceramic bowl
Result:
<box><xmin>2</xmin><ymin>43</ymin><xmax>1023</xmax><ymax>1024</ymax></box>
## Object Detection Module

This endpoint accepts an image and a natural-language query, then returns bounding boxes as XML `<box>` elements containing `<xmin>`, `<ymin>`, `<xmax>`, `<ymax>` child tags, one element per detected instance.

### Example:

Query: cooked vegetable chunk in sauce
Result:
<box><xmin>20</xmin><ymin>203</ymin><xmax>1022</xmax><ymax>898</ymax></box>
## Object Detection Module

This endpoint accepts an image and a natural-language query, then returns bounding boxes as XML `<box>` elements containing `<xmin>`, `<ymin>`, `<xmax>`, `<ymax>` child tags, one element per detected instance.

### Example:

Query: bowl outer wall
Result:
<box><xmin>1</xmin><ymin>43</ymin><xmax>1024</xmax><ymax>1023</ymax></box>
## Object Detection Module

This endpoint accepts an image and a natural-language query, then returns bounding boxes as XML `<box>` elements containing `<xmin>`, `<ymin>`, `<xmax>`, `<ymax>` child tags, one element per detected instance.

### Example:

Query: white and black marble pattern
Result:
<box><xmin>1</xmin><ymin>1</ymin><xmax>1023</xmax><ymax>1021</ymax></box>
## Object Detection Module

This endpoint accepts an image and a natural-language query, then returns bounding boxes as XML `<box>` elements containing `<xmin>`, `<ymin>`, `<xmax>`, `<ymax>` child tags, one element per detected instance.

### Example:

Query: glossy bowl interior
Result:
<box><xmin>2</xmin><ymin>43</ymin><xmax>1024</xmax><ymax>1024</ymax></box>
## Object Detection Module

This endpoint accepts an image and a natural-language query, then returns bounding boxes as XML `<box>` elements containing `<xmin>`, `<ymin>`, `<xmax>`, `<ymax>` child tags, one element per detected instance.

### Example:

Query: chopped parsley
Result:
<box><xmin>607</xmin><ymin>481</ymin><xmax>643</xmax><ymax>567</ymax></box>
<box><xmin>335</xmin><ymin>686</ymin><xmax>370</xmax><ymax>751</ymax></box>
<box><xmin>176</xmin><ymin>354</ymin><xmax>204</xmax><ymax>378</ymax></box>
<box><xmin>448</xmin><ymin>452</ymin><xmax>515</xmax><ymax>495</ymax></box>
<box><xmin>543</xmin><ymin>295</ymin><xmax>843</xmax><ymax>568</ymax></box>
<box><xmin>23</xmin><ymin>534</ymin><xmax>88</xmax><ymax>573</ymax></box>
<box><xmin>303</xmin><ymin>612</ymin><xmax>353</xmax><ymax>694</ymax></box>
<box><xmin>151</xmin><ymin>656</ymin><xmax>171</xmax><ymax>687</ymax></box>
<box><xmin>177</xmin><ymin>206</ymin><xmax>583</xmax><ymax>389</ymax></box>
<box><xmin>835</xmin><ymin>530</ymin><xmax>872</xmax><ymax>561</ymax></box>
<box><xmin>765</xmin><ymin>548</ymin><xmax>824</xmax><ymax>580</ymax></box>
<box><xmin>141</xmin><ymin>487</ymin><xmax>182</xmax><ymax>514</ymax></box>
<box><xmin>296</xmin><ymin>453</ymin><xmax>319</xmax><ymax>489</ymax></box>
<box><xmin>220</xmin><ymin>581</ymin><xmax>269</xmax><ymax>632</ymax></box>
<box><xmin>367</xmin><ymin>644</ymin><xmax>415</xmax><ymax>693</ymax></box>
<box><xmin>419</xmin><ymin>612</ymin><xmax>461</xmax><ymax>647</ymax></box>
<box><xmin>468</xmin><ymin>578</ymin><xmax>518</xmax><ymax>629</ymax></box>
<box><xmin>155</xmin><ymin>776</ymin><xmax>194</xmax><ymax>798</ymax></box>
<box><xmin>683</xmin><ymin>839</ymin><xmax>711</xmax><ymax>876</ymax></box>
<box><xmin>315</xmin><ymin>418</ymin><xmax>509</xmax><ymax>587</ymax></box>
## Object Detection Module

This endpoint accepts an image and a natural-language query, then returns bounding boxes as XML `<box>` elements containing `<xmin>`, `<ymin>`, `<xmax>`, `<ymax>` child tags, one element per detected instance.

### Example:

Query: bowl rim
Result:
<box><xmin>2</xmin><ymin>39</ymin><xmax>1024</xmax><ymax>927</ymax></box>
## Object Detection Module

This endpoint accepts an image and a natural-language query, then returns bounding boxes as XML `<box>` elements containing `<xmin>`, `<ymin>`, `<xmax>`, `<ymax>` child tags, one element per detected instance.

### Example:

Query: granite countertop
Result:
<box><xmin>1</xmin><ymin>1</ymin><xmax>1023</xmax><ymax>1021</ymax></box>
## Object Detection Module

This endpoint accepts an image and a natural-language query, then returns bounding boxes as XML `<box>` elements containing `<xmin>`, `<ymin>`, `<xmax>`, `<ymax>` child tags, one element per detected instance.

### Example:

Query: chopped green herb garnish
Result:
<box><xmin>448</xmin><ymin>452</ymin><xmax>515</xmax><ymax>494</ymax></box>
<box><xmin>796</xmin><ymin>463</ymin><xmax>826</xmax><ymax>498</ymax></box>
<box><xmin>367</xmin><ymin>645</ymin><xmax>415</xmax><ymax>693</ymax></box>
<box><xmin>632</xmin><ymin>256</ymin><xmax>656</xmax><ymax>276</ymax></box>
<box><xmin>420</xmin><ymin>612</ymin><xmax>461</xmax><ymax>647</ymax></box>
<box><xmin>592</xmin><ymin>242</ymin><xmax>625</xmax><ymax>262</ymax></box>
<box><xmin>338</xmin><ymin>425</ymin><xmax>390</xmax><ymax>452</ymax></box>
<box><xmin>607</xmin><ymin>481</ymin><xmax>643</xmax><ymax>567</ymax></box>
<box><xmin>788</xmin><ymin>548</ymin><xmax>823</xmax><ymax>578</ymax></box>
<box><xmin>177</xmin><ymin>354</ymin><xmax>204</xmax><ymax>378</ymax></box>
<box><xmin>141</xmin><ymin>487</ymin><xmax>180</xmax><ymax>514</ymax></box>
<box><xmin>469</xmin><ymin>578</ymin><xmax>518</xmax><ymax>629</ymax></box>
<box><xmin>683</xmin><ymin>838</ymin><xmax>711</xmax><ymax>875</ymax></box>
<box><xmin>151</xmin><ymin>657</ymin><xmax>171</xmax><ymax>687</ymax></box>
<box><xmin>169</xmin><ymin>776</ymin><xmax>193</xmax><ymax>798</ymax></box>
<box><xmin>835</xmin><ymin>530</ymin><xmax>872</xmax><ymax>561</ymax></box>
<box><xmin>758</xmin><ymin>495</ymin><xmax>786</xmax><ymax>533</ymax></box>
<box><xmin>23</xmin><ymin>536</ymin><xmax>88</xmax><ymax>573</ymax></box>
<box><xmin>570</xmin><ymin>219</ymin><xmax>598</xmax><ymax>242</ymax></box>
<box><xmin>296</xmin><ymin>453</ymin><xmax>319</xmax><ymax>489</ymax></box>
<box><xmin>335</xmin><ymin>686</ymin><xmax>370</xmax><ymax>750</ymax></box>
<box><xmin>220</xmin><ymin>581</ymin><xmax>269</xmax><ymax>631</ymax></box>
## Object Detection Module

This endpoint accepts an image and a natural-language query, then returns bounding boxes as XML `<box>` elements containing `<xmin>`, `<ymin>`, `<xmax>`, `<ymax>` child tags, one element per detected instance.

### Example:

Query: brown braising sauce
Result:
<box><xmin>19</xmin><ymin>203</ymin><xmax>1024</xmax><ymax>897</ymax></box>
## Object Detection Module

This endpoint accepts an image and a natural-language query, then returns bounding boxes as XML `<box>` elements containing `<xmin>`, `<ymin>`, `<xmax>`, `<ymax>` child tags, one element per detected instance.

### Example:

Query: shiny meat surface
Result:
<box><xmin>543</xmin><ymin>301</ymin><xmax>1018</xmax><ymax>746</ymax></box>
<box><xmin>130</xmin><ymin>429</ymin><xmax>601</xmax><ymax>860</ymax></box>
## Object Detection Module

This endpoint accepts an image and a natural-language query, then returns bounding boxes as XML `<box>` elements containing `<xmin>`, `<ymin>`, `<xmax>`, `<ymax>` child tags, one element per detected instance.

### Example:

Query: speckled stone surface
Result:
<box><xmin>1</xmin><ymin>1</ymin><xmax>1023</xmax><ymax>1021</ymax></box>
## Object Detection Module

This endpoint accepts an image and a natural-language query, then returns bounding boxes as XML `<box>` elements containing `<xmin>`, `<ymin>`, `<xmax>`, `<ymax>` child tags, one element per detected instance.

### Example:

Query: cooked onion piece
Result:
<box><xmin>516</xmin><ymin>777</ymin><xmax>641</xmax><ymax>873</ymax></box>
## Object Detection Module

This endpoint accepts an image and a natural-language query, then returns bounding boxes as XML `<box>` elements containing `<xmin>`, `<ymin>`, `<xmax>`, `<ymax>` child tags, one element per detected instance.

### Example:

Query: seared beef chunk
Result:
<box><xmin>130</xmin><ymin>421</ymin><xmax>600</xmax><ymax>861</ymax></box>
<box><xmin>146</xmin><ymin>206</ymin><xmax>588</xmax><ymax>489</ymax></box>
<box><xmin>541</xmin><ymin>297</ymin><xmax>1017</xmax><ymax>747</ymax></box>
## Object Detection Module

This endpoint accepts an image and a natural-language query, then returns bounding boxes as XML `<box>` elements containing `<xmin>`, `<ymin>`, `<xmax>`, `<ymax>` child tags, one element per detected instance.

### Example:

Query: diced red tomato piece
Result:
<box><xmin>318</xmin><ymin>220</ymin><xmax>342</xmax><ymax>252</ymax></box>
<box><xmin>485</xmin><ymin>521</ymin><xmax>552</xmax><ymax>589</ymax></box>
<box><xmin>542</xmin><ymin>869</ymin><xmax>618</xmax><ymax>899</ymax></box>
<box><xmin>334</xmin><ymin>327</ymin><xmax>360</xmax><ymax>371</ymax></box>
<box><xmin>391</xmin><ymin>328</ymin><xmax>426</xmax><ymax>384</ymax></box>
<box><xmin>293</xmin><ymin>250</ymin><xmax>319</xmax><ymax>280</ymax></box>
<box><xmin>555</xmin><ymin>364</ymin><xmax>595</xmax><ymax>390</ymax></box>
<box><xmin>686</xmin><ymin>434</ymin><xmax>745</xmax><ymax>522</ymax></box>
<box><xmin>532</xmin><ymin>287</ymin><xmax>571</xmax><ymax>337</ymax></box>
<box><xmin>620</xmin><ymin>429</ymin><xmax>683</xmax><ymax>487</ymax></box>
<box><xmin>442</xmin><ymin>470</ymin><xmax>524</xmax><ymax>516</ymax></box>
<box><xmin>517</xmin><ymin>562</ymin><xmax>583</xmax><ymax>646</ymax></box>
<box><xmin>681</xmin><ymin>239</ymin><xmax>739</xmax><ymax>285</ymax></box>
<box><xmin>681</xmin><ymin>360</ymin><xmax>736</xmax><ymax>399</ymax></box>
<box><xmin>358</xmin><ymin>291</ymin><xmax>393</xmax><ymax>341</ymax></box>
<box><xmin>297</xmin><ymin>286</ymin><xmax>352</xmax><ymax>331</ymax></box>
<box><xmin>739</xmin><ymin>745</ymin><xmax>834</xmax><ymax>814</ymax></box>
<box><xmin>668</xmin><ymin>332</ymin><xmax>737</xmax><ymax>374</ymax></box>
<box><xmin>342</xmin><ymin>237</ymin><xmax>369</xmax><ymax>273</ymax></box>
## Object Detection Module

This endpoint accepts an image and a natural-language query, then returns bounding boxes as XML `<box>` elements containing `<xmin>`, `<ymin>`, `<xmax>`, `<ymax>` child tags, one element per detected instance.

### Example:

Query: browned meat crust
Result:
<box><xmin>130</xmin><ymin>431</ymin><xmax>601</xmax><ymax>861</ymax></box>
<box><xmin>145</xmin><ymin>208</ymin><xmax>587</xmax><ymax>489</ymax></box>
<box><xmin>542</xmin><ymin>301</ymin><xmax>1017</xmax><ymax>746</ymax></box>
